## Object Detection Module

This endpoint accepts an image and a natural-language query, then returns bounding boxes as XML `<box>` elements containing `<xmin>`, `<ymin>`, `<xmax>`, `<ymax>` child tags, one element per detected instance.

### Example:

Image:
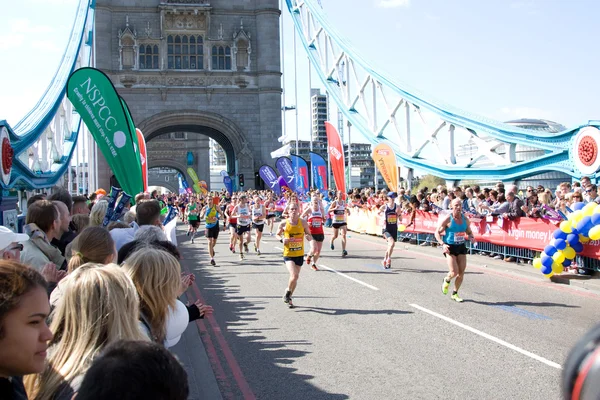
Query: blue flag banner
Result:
<box><xmin>258</xmin><ymin>164</ymin><xmax>281</xmax><ymax>195</ymax></box>
<box><xmin>290</xmin><ymin>154</ymin><xmax>309</xmax><ymax>194</ymax></box>
<box><xmin>101</xmin><ymin>186</ymin><xmax>122</xmax><ymax>227</ymax></box>
<box><xmin>310</xmin><ymin>152</ymin><xmax>328</xmax><ymax>195</ymax></box>
<box><xmin>162</xmin><ymin>206</ymin><xmax>177</xmax><ymax>226</ymax></box>
<box><xmin>275</xmin><ymin>157</ymin><xmax>298</xmax><ymax>193</ymax></box>
<box><xmin>220</xmin><ymin>170</ymin><xmax>228</xmax><ymax>178</ymax></box>
<box><xmin>277</xmin><ymin>176</ymin><xmax>291</xmax><ymax>194</ymax></box>
<box><xmin>223</xmin><ymin>176</ymin><xmax>233</xmax><ymax>195</ymax></box>
<box><xmin>111</xmin><ymin>192</ymin><xmax>131</xmax><ymax>222</ymax></box>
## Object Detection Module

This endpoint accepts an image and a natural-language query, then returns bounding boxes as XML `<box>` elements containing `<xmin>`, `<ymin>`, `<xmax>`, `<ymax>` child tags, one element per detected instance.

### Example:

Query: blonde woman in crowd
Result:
<box><xmin>122</xmin><ymin>247</ymin><xmax>212</xmax><ymax>346</ymax></box>
<box><xmin>26</xmin><ymin>264</ymin><xmax>147</xmax><ymax>400</ymax></box>
<box><xmin>88</xmin><ymin>200</ymin><xmax>109</xmax><ymax>227</ymax></box>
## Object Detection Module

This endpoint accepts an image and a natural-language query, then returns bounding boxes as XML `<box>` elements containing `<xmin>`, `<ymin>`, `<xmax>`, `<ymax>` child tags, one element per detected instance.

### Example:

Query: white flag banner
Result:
<box><xmin>278</xmin><ymin>134</ymin><xmax>291</xmax><ymax>143</ymax></box>
<box><xmin>270</xmin><ymin>143</ymin><xmax>291</xmax><ymax>159</ymax></box>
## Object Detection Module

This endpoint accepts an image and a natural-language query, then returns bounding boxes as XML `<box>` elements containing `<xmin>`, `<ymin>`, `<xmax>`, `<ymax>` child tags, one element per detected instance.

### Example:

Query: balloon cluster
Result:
<box><xmin>533</xmin><ymin>202</ymin><xmax>600</xmax><ymax>277</ymax></box>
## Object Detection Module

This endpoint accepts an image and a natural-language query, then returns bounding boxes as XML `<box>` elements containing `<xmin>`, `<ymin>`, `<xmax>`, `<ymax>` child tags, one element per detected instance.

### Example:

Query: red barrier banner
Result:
<box><xmin>348</xmin><ymin>209</ymin><xmax>600</xmax><ymax>259</ymax></box>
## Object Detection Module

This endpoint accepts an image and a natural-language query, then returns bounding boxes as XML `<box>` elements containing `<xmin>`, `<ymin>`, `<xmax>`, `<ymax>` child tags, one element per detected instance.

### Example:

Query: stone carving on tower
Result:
<box><xmin>233</xmin><ymin>19</ymin><xmax>251</xmax><ymax>72</ymax></box>
<box><xmin>118</xmin><ymin>16</ymin><xmax>137</xmax><ymax>71</ymax></box>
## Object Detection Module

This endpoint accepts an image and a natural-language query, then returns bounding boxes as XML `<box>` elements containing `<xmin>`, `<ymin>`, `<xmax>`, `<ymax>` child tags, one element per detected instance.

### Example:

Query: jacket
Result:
<box><xmin>20</xmin><ymin>224</ymin><xmax>66</xmax><ymax>271</ymax></box>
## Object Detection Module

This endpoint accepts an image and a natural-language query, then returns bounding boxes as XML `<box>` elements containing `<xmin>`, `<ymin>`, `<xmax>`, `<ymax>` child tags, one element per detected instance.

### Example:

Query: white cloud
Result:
<box><xmin>0</xmin><ymin>33</ymin><xmax>25</xmax><ymax>50</ymax></box>
<box><xmin>8</xmin><ymin>19</ymin><xmax>54</xmax><ymax>34</ymax></box>
<box><xmin>376</xmin><ymin>0</ymin><xmax>410</xmax><ymax>9</ymax></box>
<box><xmin>30</xmin><ymin>39</ymin><xmax>62</xmax><ymax>53</ymax></box>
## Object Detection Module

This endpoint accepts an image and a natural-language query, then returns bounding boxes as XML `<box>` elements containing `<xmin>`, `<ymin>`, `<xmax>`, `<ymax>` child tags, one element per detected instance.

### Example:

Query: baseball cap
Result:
<box><xmin>0</xmin><ymin>226</ymin><xmax>29</xmax><ymax>251</ymax></box>
<box><xmin>388</xmin><ymin>192</ymin><xmax>398</xmax><ymax>198</ymax></box>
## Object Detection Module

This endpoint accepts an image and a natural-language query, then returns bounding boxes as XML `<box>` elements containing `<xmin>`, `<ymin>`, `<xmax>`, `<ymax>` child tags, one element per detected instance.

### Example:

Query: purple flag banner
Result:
<box><xmin>310</xmin><ymin>152</ymin><xmax>328</xmax><ymax>195</ymax></box>
<box><xmin>258</xmin><ymin>165</ymin><xmax>281</xmax><ymax>194</ymax></box>
<box><xmin>275</xmin><ymin>157</ymin><xmax>297</xmax><ymax>193</ymax></box>
<box><xmin>223</xmin><ymin>175</ymin><xmax>233</xmax><ymax>195</ymax></box>
<box><xmin>290</xmin><ymin>154</ymin><xmax>309</xmax><ymax>194</ymax></box>
<box><xmin>277</xmin><ymin>176</ymin><xmax>291</xmax><ymax>194</ymax></box>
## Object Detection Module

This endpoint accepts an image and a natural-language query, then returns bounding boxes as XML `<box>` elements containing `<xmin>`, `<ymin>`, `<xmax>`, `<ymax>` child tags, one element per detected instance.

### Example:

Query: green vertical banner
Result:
<box><xmin>66</xmin><ymin>67</ymin><xmax>143</xmax><ymax>195</ymax></box>
<box><xmin>187</xmin><ymin>167</ymin><xmax>201</xmax><ymax>194</ymax></box>
<box><xmin>120</xmin><ymin>96</ymin><xmax>141</xmax><ymax>170</ymax></box>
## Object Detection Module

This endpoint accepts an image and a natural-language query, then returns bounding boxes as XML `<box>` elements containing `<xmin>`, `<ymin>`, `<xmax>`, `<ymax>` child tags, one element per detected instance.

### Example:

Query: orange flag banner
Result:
<box><xmin>371</xmin><ymin>143</ymin><xmax>398</xmax><ymax>192</ymax></box>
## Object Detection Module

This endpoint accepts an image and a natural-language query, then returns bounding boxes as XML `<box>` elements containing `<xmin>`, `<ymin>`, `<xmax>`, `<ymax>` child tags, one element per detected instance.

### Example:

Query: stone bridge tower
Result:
<box><xmin>94</xmin><ymin>0</ymin><xmax>282</xmax><ymax>191</ymax></box>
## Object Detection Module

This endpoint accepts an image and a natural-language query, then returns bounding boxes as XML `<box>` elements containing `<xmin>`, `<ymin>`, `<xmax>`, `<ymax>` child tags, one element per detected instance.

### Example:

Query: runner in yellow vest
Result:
<box><xmin>276</xmin><ymin>203</ymin><xmax>313</xmax><ymax>308</ymax></box>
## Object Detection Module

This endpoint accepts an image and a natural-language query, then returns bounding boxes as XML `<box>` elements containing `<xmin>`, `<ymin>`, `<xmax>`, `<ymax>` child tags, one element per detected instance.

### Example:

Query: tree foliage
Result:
<box><xmin>415</xmin><ymin>174</ymin><xmax>445</xmax><ymax>193</ymax></box>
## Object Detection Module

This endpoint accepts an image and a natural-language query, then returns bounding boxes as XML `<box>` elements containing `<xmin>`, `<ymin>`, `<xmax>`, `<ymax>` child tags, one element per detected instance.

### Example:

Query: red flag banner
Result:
<box><xmin>325</xmin><ymin>121</ymin><xmax>346</xmax><ymax>196</ymax></box>
<box><xmin>135</xmin><ymin>128</ymin><xmax>148</xmax><ymax>192</ymax></box>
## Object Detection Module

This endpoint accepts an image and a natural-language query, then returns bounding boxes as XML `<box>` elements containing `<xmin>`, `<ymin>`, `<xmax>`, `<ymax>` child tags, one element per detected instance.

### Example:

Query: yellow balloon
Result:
<box><xmin>552</xmin><ymin>251</ymin><xmax>565</xmax><ymax>264</ymax></box>
<box><xmin>570</xmin><ymin>210</ymin><xmax>584</xmax><ymax>225</ymax></box>
<box><xmin>552</xmin><ymin>262</ymin><xmax>564</xmax><ymax>275</ymax></box>
<box><xmin>532</xmin><ymin>258</ymin><xmax>542</xmax><ymax>269</ymax></box>
<box><xmin>584</xmin><ymin>203</ymin><xmax>597</xmax><ymax>217</ymax></box>
<box><xmin>580</xmin><ymin>235</ymin><xmax>591</xmax><ymax>244</ymax></box>
<box><xmin>560</xmin><ymin>221</ymin><xmax>573</xmax><ymax>233</ymax></box>
<box><xmin>594</xmin><ymin>204</ymin><xmax>600</xmax><ymax>215</ymax></box>
<box><xmin>589</xmin><ymin>225</ymin><xmax>600</xmax><ymax>241</ymax></box>
<box><xmin>398</xmin><ymin>224</ymin><xmax>407</xmax><ymax>232</ymax></box>
<box><xmin>544</xmin><ymin>271</ymin><xmax>555</xmax><ymax>278</ymax></box>
<box><xmin>563</xmin><ymin>246</ymin><xmax>576</xmax><ymax>260</ymax></box>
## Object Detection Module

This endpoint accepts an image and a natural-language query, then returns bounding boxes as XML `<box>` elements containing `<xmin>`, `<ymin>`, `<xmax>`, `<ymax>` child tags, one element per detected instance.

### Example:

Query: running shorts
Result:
<box><xmin>252</xmin><ymin>223</ymin><xmax>264</xmax><ymax>232</ymax></box>
<box><xmin>443</xmin><ymin>243</ymin><xmax>468</xmax><ymax>257</ymax></box>
<box><xmin>228</xmin><ymin>222</ymin><xmax>238</xmax><ymax>230</ymax></box>
<box><xmin>332</xmin><ymin>222</ymin><xmax>347</xmax><ymax>229</ymax></box>
<box><xmin>266</xmin><ymin>214</ymin><xmax>276</xmax><ymax>219</ymax></box>
<box><xmin>311</xmin><ymin>233</ymin><xmax>325</xmax><ymax>242</ymax></box>
<box><xmin>283</xmin><ymin>256</ymin><xmax>304</xmax><ymax>267</ymax></box>
<box><xmin>236</xmin><ymin>225</ymin><xmax>251</xmax><ymax>236</ymax></box>
<box><xmin>205</xmin><ymin>225</ymin><xmax>220</xmax><ymax>239</ymax></box>
<box><xmin>188</xmin><ymin>220</ymin><xmax>200</xmax><ymax>228</ymax></box>
<box><xmin>383</xmin><ymin>229</ymin><xmax>398</xmax><ymax>242</ymax></box>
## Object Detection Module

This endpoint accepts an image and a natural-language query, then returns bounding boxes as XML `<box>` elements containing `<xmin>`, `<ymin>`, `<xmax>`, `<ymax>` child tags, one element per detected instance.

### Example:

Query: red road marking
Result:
<box><xmin>345</xmin><ymin>233</ymin><xmax>600</xmax><ymax>301</ymax></box>
<box><xmin>185</xmin><ymin>266</ymin><xmax>257</xmax><ymax>400</ymax></box>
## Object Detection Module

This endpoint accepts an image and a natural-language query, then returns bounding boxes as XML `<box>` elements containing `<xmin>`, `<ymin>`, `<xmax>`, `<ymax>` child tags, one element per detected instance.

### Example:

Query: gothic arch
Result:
<box><xmin>137</xmin><ymin>110</ymin><xmax>254</xmax><ymax>175</ymax></box>
<box><xmin>147</xmin><ymin>175</ymin><xmax>179</xmax><ymax>193</ymax></box>
<box><xmin>147</xmin><ymin>158</ymin><xmax>191</xmax><ymax>190</ymax></box>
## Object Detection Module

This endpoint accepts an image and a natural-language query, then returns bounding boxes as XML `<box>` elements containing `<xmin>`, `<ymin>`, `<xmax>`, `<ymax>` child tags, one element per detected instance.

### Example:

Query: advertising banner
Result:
<box><xmin>258</xmin><ymin>164</ymin><xmax>281</xmax><ymax>195</ymax></box>
<box><xmin>276</xmin><ymin>157</ymin><xmax>298</xmax><ymax>193</ymax></box>
<box><xmin>290</xmin><ymin>154</ymin><xmax>309</xmax><ymax>194</ymax></box>
<box><xmin>66</xmin><ymin>67</ymin><xmax>143</xmax><ymax>195</ymax></box>
<box><xmin>187</xmin><ymin>167</ymin><xmax>201</xmax><ymax>193</ymax></box>
<box><xmin>223</xmin><ymin>176</ymin><xmax>233</xmax><ymax>195</ymax></box>
<box><xmin>277</xmin><ymin>176</ymin><xmax>291</xmax><ymax>193</ymax></box>
<box><xmin>135</xmin><ymin>128</ymin><xmax>148</xmax><ymax>192</ymax></box>
<box><xmin>310</xmin><ymin>151</ymin><xmax>328</xmax><ymax>195</ymax></box>
<box><xmin>324</xmin><ymin>121</ymin><xmax>346</xmax><ymax>196</ymax></box>
<box><xmin>371</xmin><ymin>142</ymin><xmax>398</xmax><ymax>192</ymax></box>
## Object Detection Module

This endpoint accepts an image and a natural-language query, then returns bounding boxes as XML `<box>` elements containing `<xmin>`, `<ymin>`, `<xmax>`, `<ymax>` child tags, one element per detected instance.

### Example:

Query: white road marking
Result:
<box><xmin>318</xmin><ymin>264</ymin><xmax>379</xmax><ymax>291</ymax></box>
<box><xmin>274</xmin><ymin>247</ymin><xmax>283</xmax><ymax>251</ymax></box>
<box><xmin>409</xmin><ymin>303</ymin><xmax>562</xmax><ymax>369</ymax></box>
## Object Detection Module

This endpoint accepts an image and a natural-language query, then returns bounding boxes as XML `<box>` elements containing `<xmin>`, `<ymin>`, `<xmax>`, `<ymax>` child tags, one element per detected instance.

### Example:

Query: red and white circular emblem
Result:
<box><xmin>0</xmin><ymin>127</ymin><xmax>12</xmax><ymax>186</ymax></box>
<box><xmin>573</xmin><ymin>127</ymin><xmax>600</xmax><ymax>175</ymax></box>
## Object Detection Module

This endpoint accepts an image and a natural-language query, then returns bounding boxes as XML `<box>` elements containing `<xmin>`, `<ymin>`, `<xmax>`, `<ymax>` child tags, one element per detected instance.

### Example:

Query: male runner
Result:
<box><xmin>225</xmin><ymin>196</ymin><xmax>238</xmax><ymax>253</ymax></box>
<box><xmin>186</xmin><ymin>197</ymin><xmax>200</xmax><ymax>243</ymax></box>
<box><xmin>378</xmin><ymin>192</ymin><xmax>399</xmax><ymax>269</ymax></box>
<box><xmin>251</xmin><ymin>194</ymin><xmax>266</xmax><ymax>255</ymax></box>
<box><xmin>301</xmin><ymin>193</ymin><xmax>326</xmax><ymax>271</ymax></box>
<box><xmin>276</xmin><ymin>203</ymin><xmax>313</xmax><ymax>308</ymax></box>
<box><xmin>329</xmin><ymin>191</ymin><xmax>349</xmax><ymax>257</ymax></box>
<box><xmin>201</xmin><ymin>194</ymin><xmax>221</xmax><ymax>266</ymax></box>
<box><xmin>232</xmin><ymin>194</ymin><xmax>252</xmax><ymax>260</ymax></box>
<box><xmin>265</xmin><ymin>193</ymin><xmax>277</xmax><ymax>236</ymax></box>
<box><xmin>434</xmin><ymin>198</ymin><xmax>475</xmax><ymax>302</ymax></box>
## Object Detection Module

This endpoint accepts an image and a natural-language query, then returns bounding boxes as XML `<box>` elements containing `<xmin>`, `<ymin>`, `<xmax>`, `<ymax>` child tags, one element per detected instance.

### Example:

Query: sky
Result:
<box><xmin>1</xmin><ymin>0</ymin><xmax>600</xmax><ymax>148</ymax></box>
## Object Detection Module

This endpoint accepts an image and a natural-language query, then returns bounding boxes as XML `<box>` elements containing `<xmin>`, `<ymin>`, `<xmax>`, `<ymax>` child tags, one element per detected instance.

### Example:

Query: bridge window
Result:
<box><xmin>167</xmin><ymin>35</ymin><xmax>204</xmax><ymax>70</ymax></box>
<box><xmin>138</xmin><ymin>44</ymin><xmax>159</xmax><ymax>69</ymax></box>
<box><xmin>211</xmin><ymin>46</ymin><xmax>231</xmax><ymax>70</ymax></box>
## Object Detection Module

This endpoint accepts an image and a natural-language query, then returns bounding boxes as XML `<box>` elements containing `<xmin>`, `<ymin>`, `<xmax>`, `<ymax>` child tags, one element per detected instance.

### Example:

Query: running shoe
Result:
<box><xmin>283</xmin><ymin>290</ymin><xmax>292</xmax><ymax>304</ymax></box>
<box><xmin>381</xmin><ymin>259</ymin><xmax>387</xmax><ymax>268</ymax></box>
<box><xmin>257</xmin><ymin>249</ymin><xmax>261</xmax><ymax>256</ymax></box>
<box><xmin>210</xmin><ymin>259</ymin><xmax>216</xmax><ymax>266</ymax></box>
<box><xmin>186</xmin><ymin>231</ymin><xmax>190</xmax><ymax>236</ymax></box>
<box><xmin>306</xmin><ymin>255</ymin><xmax>312</xmax><ymax>265</ymax></box>
<box><xmin>288</xmin><ymin>298</ymin><xmax>295</xmax><ymax>308</ymax></box>
<box><xmin>311</xmin><ymin>263</ymin><xmax>318</xmax><ymax>271</ymax></box>
<box><xmin>441</xmin><ymin>279</ymin><xmax>450</xmax><ymax>295</ymax></box>
<box><xmin>342</xmin><ymin>250</ymin><xmax>348</xmax><ymax>257</ymax></box>
<box><xmin>244</xmin><ymin>243</ymin><xmax>249</xmax><ymax>253</ymax></box>
<box><xmin>385</xmin><ymin>260</ymin><xmax>391</xmax><ymax>269</ymax></box>
<box><xmin>239</xmin><ymin>253</ymin><xmax>244</xmax><ymax>261</ymax></box>
<box><xmin>451</xmin><ymin>293</ymin><xmax>464</xmax><ymax>303</ymax></box>
<box><xmin>330</xmin><ymin>242</ymin><xmax>335</xmax><ymax>250</ymax></box>
<box><xmin>191</xmin><ymin>238</ymin><xmax>194</xmax><ymax>244</ymax></box>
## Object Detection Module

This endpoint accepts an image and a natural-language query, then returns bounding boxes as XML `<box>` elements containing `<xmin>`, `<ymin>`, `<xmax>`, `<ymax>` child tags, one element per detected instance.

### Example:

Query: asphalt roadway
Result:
<box><xmin>175</xmin><ymin>223</ymin><xmax>600</xmax><ymax>400</ymax></box>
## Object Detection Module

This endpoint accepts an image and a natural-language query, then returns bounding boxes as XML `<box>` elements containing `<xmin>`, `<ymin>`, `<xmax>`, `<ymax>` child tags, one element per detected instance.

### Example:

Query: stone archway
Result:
<box><xmin>147</xmin><ymin>158</ymin><xmax>192</xmax><ymax>191</ymax></box>
<box><xmin>137</xmin><ymin>110</ymin><xmax>255</xmax><ymax>176</ymax></box>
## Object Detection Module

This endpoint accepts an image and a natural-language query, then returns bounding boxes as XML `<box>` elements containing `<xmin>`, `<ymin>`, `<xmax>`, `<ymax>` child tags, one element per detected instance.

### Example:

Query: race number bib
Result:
<box><xmin>334</xmin><ymin>213</ymin><xmax>345</xmax><ymax>223</ymax></box>
<box><xmin>453</xmin><ymin>232</ymin><xmax>466</xmax><ymax>244</ymax></box>
<box><xmin>386</xmin><ymin>214</ymin><xmax>397</xmax><ymax>225</ymax></box>
<box><xmin>311</xmin><ymin>217</ymin><xmax>322</xmax><ymax>228</ymax></box>
<box><xmin>289</xmin><ymin>237</ymin><xmax>303</xmax><ymax>252</ymax></box>
<box><xmin>206</xmin><ymin>216</ymin><xmax>217</xmax><ymax>224</ymax></box>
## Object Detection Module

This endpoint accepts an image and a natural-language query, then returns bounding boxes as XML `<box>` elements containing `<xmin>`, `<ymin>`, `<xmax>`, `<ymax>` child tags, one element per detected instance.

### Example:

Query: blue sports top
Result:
<box><xmin>443</xmin><ymin>214</ymin><xmax>467</xmax><ymax>245</ymax></box>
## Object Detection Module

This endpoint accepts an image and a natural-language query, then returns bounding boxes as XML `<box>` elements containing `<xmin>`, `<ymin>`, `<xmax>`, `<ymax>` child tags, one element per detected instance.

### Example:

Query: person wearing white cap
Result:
<box><xmin>0</xmin><ymin>226</ymin><xmax>30</xmax><ymax>261</ymax></box>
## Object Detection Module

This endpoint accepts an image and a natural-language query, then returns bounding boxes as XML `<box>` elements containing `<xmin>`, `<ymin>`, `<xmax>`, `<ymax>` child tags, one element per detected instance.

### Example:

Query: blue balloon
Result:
<box><xmin>592</xmin><ymin>213</ymin><xmax>600</xmax><ymax>226</ymax></box>
<box><xmin>573</xmin><ymin>202</ymin><xmax>586</xmax><ymax>211</ymax></box>
<box><xmin>577</xmin><ymin>216</ymin><xmax>593</xmax><ymax>233</ymax></box>
<box><xmin>573</xmin><ymin>242</ymin><xmax>584</xmax><ymax>253</ymax></box>
<box><xmin>543</xmin><ymin>245</ymin><xmax>557</xmax><ymax>257</ymax></box>
<box><xmin>540</xmin><ymin>264</ymin><xmax>552</xmax><ymax>275</ymax></box>
<box><xmin>541</xmin><ymin>254</ymin><xmax>554</xmax><ymax>267</ymax></box>
<box><xmin>563</xmin><ymin>259</ymin><xmax>572</xmax><ymax>267</ymax></box>
<box><xmin>553</xmin><ymin>229</ymin><xmax>568</xmax><ymax>240</ymax></box>
<box><xmin>571</xmin><ymin>228</ymin><xmax>580</xmax><ymax>236</ymax></box>
<box><xmin>554</xmin><ymin>238</ymin><xmax>567</xmax><ymax>250</ymax></box>
<box><xmin>566</xmin><ymin>233</ymin><xmax>580</xmax><ymax>246</ymax></box>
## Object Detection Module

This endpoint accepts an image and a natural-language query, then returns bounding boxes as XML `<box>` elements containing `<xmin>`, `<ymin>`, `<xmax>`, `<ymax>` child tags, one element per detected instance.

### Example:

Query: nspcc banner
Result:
<box><xmin>324</xmin><ymin>121</ymin><xmax>346</xmax><ymax>196</ymax></box>
<box><xmin>310</xmin><ymin>152</ymin><xmax>328</xmax><ymax>195</ymax></box>
<box><xmin>66</xmin><ymin>68</ymin><xmax>143</xmax><ymax>195</ymax></box>
<box><xmin>371</xmin><ymin>142</ymin><xmax>398</xmax><ymax>192</ymax></box>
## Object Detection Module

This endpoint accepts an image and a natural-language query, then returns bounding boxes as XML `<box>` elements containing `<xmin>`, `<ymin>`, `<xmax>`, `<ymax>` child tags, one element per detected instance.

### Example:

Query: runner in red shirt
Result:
<box><xmin>301</xmin><ymin>193</ymin><xmax>326</xmax><ymax>271</ymax></box>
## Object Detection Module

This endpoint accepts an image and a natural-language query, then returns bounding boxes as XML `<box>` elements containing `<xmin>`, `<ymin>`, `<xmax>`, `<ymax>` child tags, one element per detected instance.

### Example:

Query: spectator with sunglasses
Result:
<box><xmin>585</xmin><ymin>184</ymin><xmax>600</xmax><ymax>204</ymax></box>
